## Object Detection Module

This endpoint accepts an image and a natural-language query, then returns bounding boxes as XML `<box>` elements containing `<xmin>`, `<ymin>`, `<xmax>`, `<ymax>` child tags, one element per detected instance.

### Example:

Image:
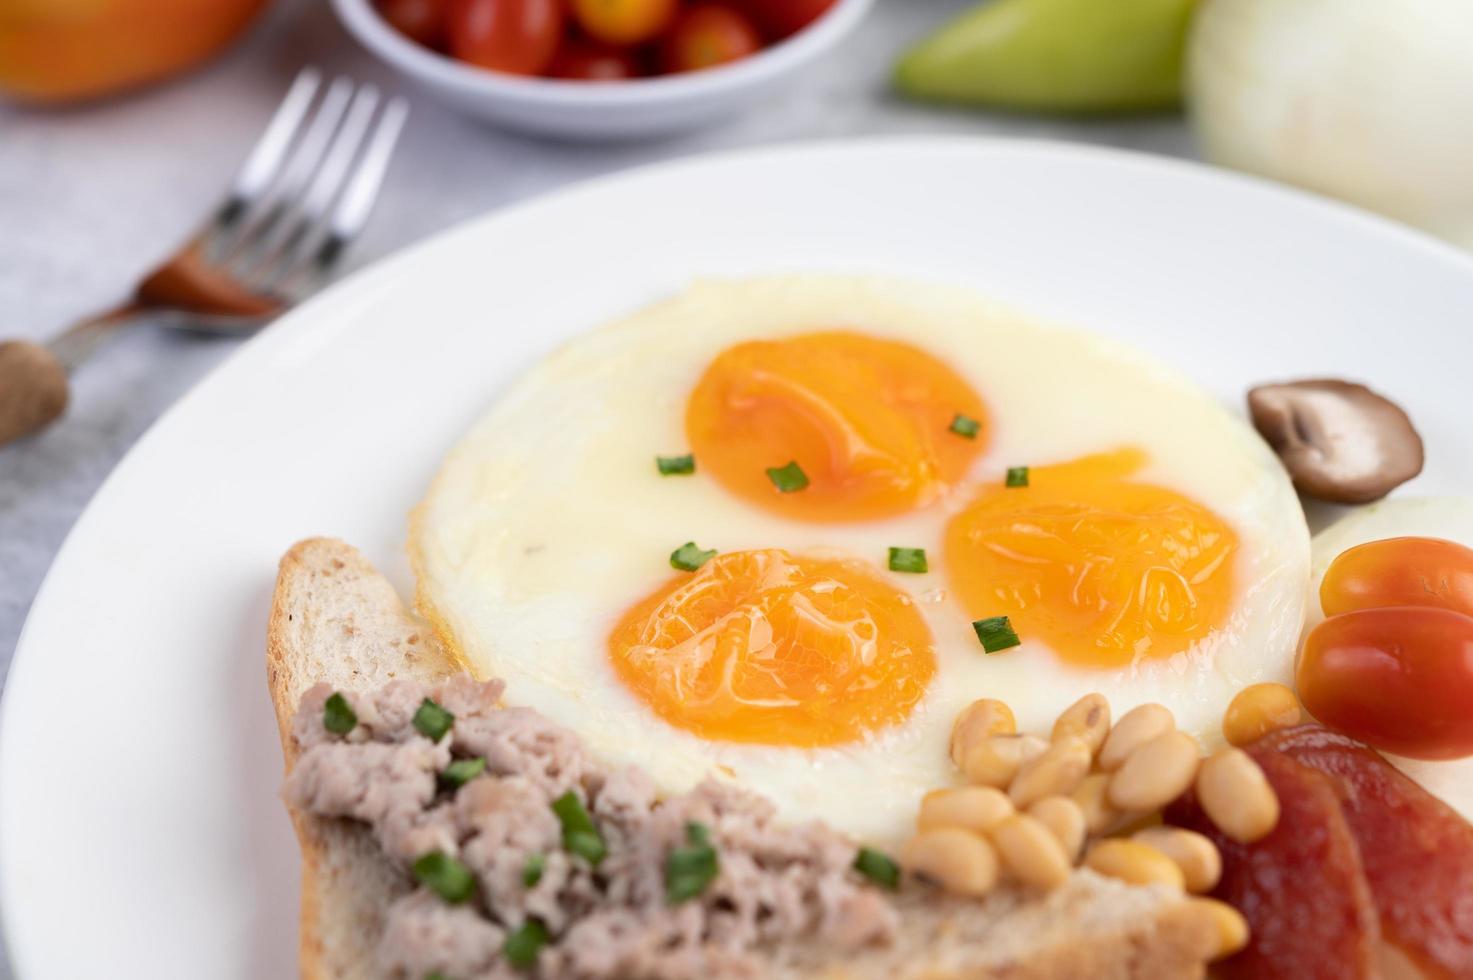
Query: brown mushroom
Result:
<box><xmin>1247</xmin><ymin>379</ymin><xmax>1423</xmax><ymax>504</ymax></box>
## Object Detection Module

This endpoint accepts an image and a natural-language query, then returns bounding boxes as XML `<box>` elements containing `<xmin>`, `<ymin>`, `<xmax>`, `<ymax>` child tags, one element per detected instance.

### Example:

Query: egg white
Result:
<box><xmin>411</xmin><ymin>276</ymin><xmax>1310</xmax><ymax>843</ymax></box>
<box><xmin>1308</xmin><ymin>496</ymin><xmax>1473</xmax><ymax>821</ymax></box>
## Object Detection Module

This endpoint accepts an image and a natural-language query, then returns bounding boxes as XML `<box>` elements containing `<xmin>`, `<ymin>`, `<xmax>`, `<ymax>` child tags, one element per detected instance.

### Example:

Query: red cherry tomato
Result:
<box><xmin>376</xmin><ymin>0</ymin><xmax>449</xmax><ymax>47</ymax></box>
<box><xmin>548</xmin><ymin>41</ymin><xmax>643</xmax><ymax>80</ymax></box>
<box><xmin>1321</xmin><ymin>536</ymin><xmax>1473</xmax><ymax>619</ymax></box>
<box><xmin>661</xmin><ymin>4</ymin><xmax>762</xmax><ymax>74</ymax></box>
<box><xmin>446</xmin><ymin>0</ymin><xmax>563</xmax><ymax>76</ymax></box>
<box><xmin>572</xmin><ymin>0</ymin><xmax>677</xmax><ymax>46</ymax></box>
<box><xmin>1298</xmin><ymin>606</ymin><xmax>1473</xmax><ymax>760</ymax></box>
<box><xmin>740</xmin><ymin>0</ymin><xmax>835</xmax><ymax>39</ymax></box>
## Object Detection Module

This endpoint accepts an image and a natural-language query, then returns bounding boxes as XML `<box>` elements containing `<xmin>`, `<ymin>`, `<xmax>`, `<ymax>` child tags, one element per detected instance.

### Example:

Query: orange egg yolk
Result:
<box><xmin>608</xmin><ymin>549</ymin><xmax>936</xmax><ymax>746</ymax></box>
<box><xmin>685</xmin><ymin>332</ymin><xmax>987</xmax><ymax>522</ymax></box>
<box><xmin>944</xmin><ymin>449</ymin><xmax>1239</xmax><ymax>668</ymax></box>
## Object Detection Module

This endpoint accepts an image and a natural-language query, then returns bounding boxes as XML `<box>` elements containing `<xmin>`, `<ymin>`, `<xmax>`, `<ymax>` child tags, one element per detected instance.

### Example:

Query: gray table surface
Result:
<box><xmin>0</xmin><ymin>0</ymin><xmax>1191</xmax><ymax>971</ymax></box>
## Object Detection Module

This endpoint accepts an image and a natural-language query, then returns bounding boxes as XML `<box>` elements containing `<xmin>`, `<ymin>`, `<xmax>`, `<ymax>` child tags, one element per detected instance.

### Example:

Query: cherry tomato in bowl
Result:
<box><xmin>1320</xmin><ymin>536</ymin><xmax>1473</xmax><ymax>619</ymax></box>
<box><xmin>334</xmin><ymin>0</ymin><xmax>874</xmax><ymax>139</ymax></box>
<box><xmin>1298</xmin><ymin>606</ymin><xmax>1473</xmax><ymax>760</ymax></box>
<box><xmin>376</xmin><ymin>0</ymin><xmax>449</xmax><ymax>47</ymax></box>
<box><xmin>549</xmin><ymin>42</ymin><xmax>644</xmax><ymax>81</ymax></box>
<box><xmin>573</xmin><ymin>0</ymin><xmax>678</xmax><ymax>45</ymax></box>
<box><xmin>740</xmin><ymin>0</ymin><xmax>837</xmax><ymax>39</ymax></box>
<box><xmin>446</xmin><ymin>0</ymin><xmax>564</xmax><ymax>75</ymax></box>
<box><xmin>662</xmin><ymin>4</ymin><xmax>762</xmax><ymax>73</ymax></box>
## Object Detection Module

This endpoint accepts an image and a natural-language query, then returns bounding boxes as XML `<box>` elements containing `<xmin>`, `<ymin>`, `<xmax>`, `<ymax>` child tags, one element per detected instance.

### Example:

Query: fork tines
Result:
<box><xmin>206</xmin><ymin>67</ymin><xmax>409</xmax><ymax>299</ymax></box>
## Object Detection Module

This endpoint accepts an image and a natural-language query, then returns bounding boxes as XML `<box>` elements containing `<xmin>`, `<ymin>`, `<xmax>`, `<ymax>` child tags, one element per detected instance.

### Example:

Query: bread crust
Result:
<box><xmin>269</xmin><ymin>538</ymin><xmax>1218</xmax><ymax>980</ymax></box>
<box><xmin>269</xmin><ymin>538</ymin><xmax>461</xmax><ymax>980</ymax></box>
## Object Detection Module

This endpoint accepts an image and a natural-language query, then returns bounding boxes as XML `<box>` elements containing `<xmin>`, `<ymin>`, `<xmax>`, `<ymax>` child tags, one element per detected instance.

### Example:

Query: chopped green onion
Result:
<box><xmin>551</xmin><ymin>791</ymin><xmax>606</xmax><ymax>866</ymax></box>
<box><xmin>888</xmin><ymin>547</ymin><xmax>928</xmax><ymax>574</ymax></box>
<box><xmin>670</xmin><ymin>542</ymin><xmax>717</xmax><ymax>572</ymax></box>
<box><xmin>413</xmin><ymin>698</ymin><xmax>455</xmax><ymax>742</ymax></box>
<box><xmin>551</xmin><ymin>791</ymin><xmax>596</xmax><ymax>833</ymax></box>
<box><xmin>973</xmin><ymin>616</ymin><xmax>1022</xmax><ymax>653</ymax></box>
<box><xmin>522</xmin><ymin>853</ymin><xmax>545</xmax><ymax>888</ymax></box>
<box><xmin>656</xmin><ymin>454</ymin><xmax>696</xmax><ymax>476</ymax></box>
<box><xmin>949</xmin><ymin>414</ymin><xmax>981</xmax><ymax>439</ymax></box>
<box><xmin>322</xmin><ymin>692</ymin><xmax>357</xmax><ymax>735</ymax></box>
<box><xmin>1005</xmin><ymin>466</ymin><xmax>1030</xmax><ymax>488</ymax></box>
<box><xmin>665</xmin><ymin>823</ymin><xmax>719</xmax><ymax>904</ymax></box>
<box><xmin>565</xmin><ymin>830</ymin><xmax>606</xmax><ymax>864</ymax></box>
<box><xmin>440</xmin><ymin>757</ymin><xmax>487</xmax><ymax>789</ymax></box>
<box><xmin>853</xmin><ymin>847</ymin><xmax>900</xmax><ymax>890</ymax></box>
<box><xmin>503</xmin><ymin>919</ymin><xmax>549</xmax><ymax>969</ymax></box>
<box><xmin>425</xmin><ymin>973</ymin><xmax>449</xmax><ymax>980</ymax></box>
<box><xmin>765</xmin><ymin>460</ymin><xmax>809</xmax><ymax>494</ymax></box>
<box><xmin>412</xmin><ymin>851</ymin><xmax>476</xmax><ymax>904</ymax></box>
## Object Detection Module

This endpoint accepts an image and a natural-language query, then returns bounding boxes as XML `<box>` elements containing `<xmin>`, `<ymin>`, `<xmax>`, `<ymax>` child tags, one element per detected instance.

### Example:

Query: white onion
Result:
<box><xmin>1190</xmin><ymin>0</ymin><xmax>1473</xmax><ymax>250</ymax></box>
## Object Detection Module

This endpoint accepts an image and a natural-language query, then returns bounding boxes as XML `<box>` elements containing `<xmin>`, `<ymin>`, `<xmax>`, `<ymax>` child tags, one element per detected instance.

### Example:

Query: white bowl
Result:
<box><xmin>330</xmin><ymin>0</ymin><xmax>874</xmax><ymax>140</ymax></box>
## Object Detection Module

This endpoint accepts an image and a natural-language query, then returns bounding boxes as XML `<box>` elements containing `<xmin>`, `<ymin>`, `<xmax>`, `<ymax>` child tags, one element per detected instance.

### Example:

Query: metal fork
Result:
<box><xmin>0</xmin><ymin>67</ymin><xmax>409</xmax><ymax>448</ymax></box>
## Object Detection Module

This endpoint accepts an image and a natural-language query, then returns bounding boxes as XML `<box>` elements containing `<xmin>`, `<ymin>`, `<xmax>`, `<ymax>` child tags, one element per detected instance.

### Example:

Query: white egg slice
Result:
<box><xmin>411</xmin><ymin>276</ymin><xmax>1310</xmax><ymax>843</ymax></box>
<box><xmin>1309</xmin><ymin>496</ymin><xmax>1473</xmax><ymax>821</ymax></box>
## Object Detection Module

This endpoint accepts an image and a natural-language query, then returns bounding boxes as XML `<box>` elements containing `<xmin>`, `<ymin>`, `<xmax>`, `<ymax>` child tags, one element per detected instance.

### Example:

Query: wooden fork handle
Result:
<box><xmin>0</xmin><ymin>340</ymin><xmax>69</xmax><ymax>447</ymax></box>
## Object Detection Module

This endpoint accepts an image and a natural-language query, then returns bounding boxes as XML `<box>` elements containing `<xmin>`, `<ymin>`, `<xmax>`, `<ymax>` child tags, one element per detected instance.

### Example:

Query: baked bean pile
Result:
<box><xmin>900</xmin><ymin>685</ymin><xmax>1301</xmax><ymax>963</ymax></box>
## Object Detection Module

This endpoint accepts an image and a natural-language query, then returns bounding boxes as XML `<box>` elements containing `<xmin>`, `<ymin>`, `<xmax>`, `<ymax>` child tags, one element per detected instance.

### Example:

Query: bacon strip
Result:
<box><xmin>1263</xmin><ymin>725</ymin><xmax>1473</xmax><ymax>980</ymax></box>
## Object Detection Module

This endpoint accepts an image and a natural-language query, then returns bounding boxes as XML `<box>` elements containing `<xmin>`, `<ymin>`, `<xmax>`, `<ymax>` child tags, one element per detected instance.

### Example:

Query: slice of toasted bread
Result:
<box><xmin>269</xmin><ymin>538</ymin><xmax>464</xmax><ymax>980</ymax></box>
<box><xmin>269</xmin><ymin>538</ymin><xmax>1218</xmax><ymax>980</ymax></box>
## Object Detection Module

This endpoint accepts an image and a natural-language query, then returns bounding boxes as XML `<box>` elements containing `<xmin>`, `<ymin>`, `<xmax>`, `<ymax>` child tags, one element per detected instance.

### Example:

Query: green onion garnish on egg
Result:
<box><xmin>888</xmin><ymin>547</ymin><xmax>928</xmax><ymax>574</ymax></box>
<box><xmin>656</xmin><ymin>454</ymin><xmax>695</xmax><ymax>476</ymax></box>
<box><xmin>973</xmin><ymin>616</ymin><xmax>1022</xmax><ymax>653</ymax></box>
<box><xmin>766</xmin><ymin>460</ymin><xmax>810</xmax><ymax>493</ymax></box>
<box><xmin>670</xmin><ymin>542</ymin><xmax>717</xmax><ymax>572</ymax></box>
<box><xmin>949</xmin><ymin>414</ymin><xmax>980</xmax><ymax>439</ymax></box>
<box><xmin>1005</xmin><ymin>466</ymin><xmax>1030</xmax><ymax>488</ymax></box>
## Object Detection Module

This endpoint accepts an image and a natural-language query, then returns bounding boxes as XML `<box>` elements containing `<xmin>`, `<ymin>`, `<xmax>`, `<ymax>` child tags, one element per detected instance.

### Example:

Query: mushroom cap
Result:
<box><xmin>1247</xmin><ymin>379</ymin><xmax>1424</xmax><ymax>505</ymax></box>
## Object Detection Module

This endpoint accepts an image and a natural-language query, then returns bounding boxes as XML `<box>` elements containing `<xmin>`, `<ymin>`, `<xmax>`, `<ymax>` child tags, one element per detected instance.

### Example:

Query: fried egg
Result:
<box><xmin>411</xmin><ymin>276</ymin><xmax>1310</xmax><ymax>843</ymax></box>
<box><xmin>1308</xmin><ymin>496</ymin><xmax>1473</xmax><ymax>820</ymax></box>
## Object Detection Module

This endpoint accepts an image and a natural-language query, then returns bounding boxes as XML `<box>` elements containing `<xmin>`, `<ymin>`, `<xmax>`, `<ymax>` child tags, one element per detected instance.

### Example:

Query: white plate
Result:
<box><xmin>3</xmin><ymin>138</ymin><xmax>1472</xmax><ymax>978</ymax></box>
